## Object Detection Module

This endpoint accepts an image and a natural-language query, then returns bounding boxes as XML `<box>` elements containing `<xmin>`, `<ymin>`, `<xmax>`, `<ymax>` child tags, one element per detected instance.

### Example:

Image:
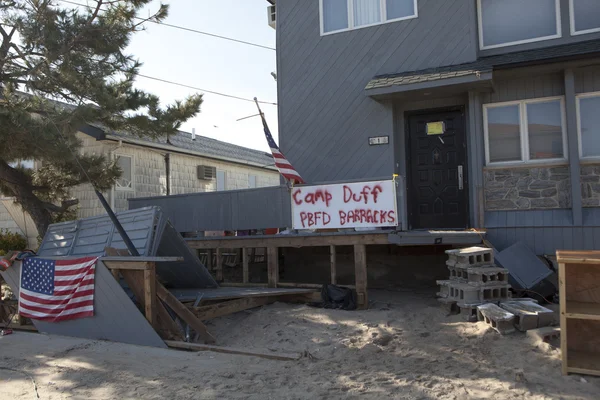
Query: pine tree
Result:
<box><xmin>0</xmin><ymin>0</ymin><xmax>203</xmax><ymax>236</ymax></box>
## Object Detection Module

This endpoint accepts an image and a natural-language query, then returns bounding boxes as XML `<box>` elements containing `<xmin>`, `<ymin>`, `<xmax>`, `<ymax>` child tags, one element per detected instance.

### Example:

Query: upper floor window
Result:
<box><xmin>570</xmin><ymin>0</ymin><xmax>600</xmax><ymax>36</ymax></box>
<box><xmin>320</xmin><ymin>0</ymin><xmax>417</xmax><ymax>35</ymax></box>
<box><xmin>484</xmin><ymin>97</ymin><xmax>567</xmax><ymax>165</ymax></box>
<box><xmin>478</xmin><ymin>0</ymin><xmax>561</xmax><ymax>50</ymax></box>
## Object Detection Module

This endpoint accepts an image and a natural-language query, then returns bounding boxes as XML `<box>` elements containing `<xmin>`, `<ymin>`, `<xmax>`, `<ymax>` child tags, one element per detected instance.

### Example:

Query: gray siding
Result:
<box><xmin>574</xmin><ymin>65</ymin><xmax>600</xmax><ymax>93</ymax></box>
<box><xmin>479</xmin><ymin>0</ymin><xmax>600</xmax><ymax>57</ymax></box>
<box><xmin>481</xmin><ymin>72</ymin><xmax>565</xmax><ymax>104</ymax></box>
<box><xmin>277</xmin><ymin>0</ymin><xmax>477</xmax><ymax>183</ymax></box>
<box><xmin>487</xmin><ymin>227</ymin><xmax>600</xmax><ymax>254</ymax></box>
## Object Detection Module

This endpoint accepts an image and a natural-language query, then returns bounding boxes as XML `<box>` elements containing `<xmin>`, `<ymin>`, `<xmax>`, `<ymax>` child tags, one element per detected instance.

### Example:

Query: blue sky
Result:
<box><xmin>127</xmin><ymin>0</ymin><xmax>277</xmax><ymax>152</ymax></box>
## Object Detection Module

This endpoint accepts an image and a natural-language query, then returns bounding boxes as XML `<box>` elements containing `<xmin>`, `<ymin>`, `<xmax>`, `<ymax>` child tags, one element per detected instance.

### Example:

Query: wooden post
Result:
<box><xmin>215</xmin><ymin>248</ymin><xmax>223</xmax><ymax>282</ymax></box>
<box><xmin>207</xmin><ymin>249</ymin><xmax>213</xmax><ymax>271</ymax></box>
<box><xmin>143</xmin><ymin>262</ymin><xmax>157</xmax><ymax>328</ymax></box>
<box><xmin>559</xmin><ymin>262</ymin><xmax>568</xmax><ymax>376</ymax></box>
<box><xmin>242</xmin><ymin>247</ymin><xmax>249</xmax><ymax>284</ymax></box>
<box><xmin>354</xmin><ymin>244</ymin><xmax>368</xmax><ymax>309</ymax></box>
<box><xmin>111</xmin><ymin>269</ymin><xmax>120</xmax><ymax>281</ymax></box>
<box><xmin>267</xmin><ymin>247</ymin><xmax>279</xmax><ymax>288</ymax></box>
<box><xmin>330</xmin><ymin>245</ymin><xmax>337</xmax><ymax>285</ymax></box>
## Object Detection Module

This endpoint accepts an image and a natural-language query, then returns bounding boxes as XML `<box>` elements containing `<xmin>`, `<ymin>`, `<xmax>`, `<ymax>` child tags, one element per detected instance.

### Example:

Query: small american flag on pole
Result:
<box><xmin>19</xmin><ymin>257</ymin><xmax>98</xmax><ymax>322</ymax></box>
<box><xmin>257</xmin><ymin>103</ymin><xmax>304</xmax><ymax>185</ymax></box>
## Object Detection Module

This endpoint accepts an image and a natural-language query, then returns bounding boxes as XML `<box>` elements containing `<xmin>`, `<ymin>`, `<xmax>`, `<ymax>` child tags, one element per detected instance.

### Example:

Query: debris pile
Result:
<box><xmin>437</xmin><ymin>246</ymin><xmax>555</xmax><ymax>334</ymax></box>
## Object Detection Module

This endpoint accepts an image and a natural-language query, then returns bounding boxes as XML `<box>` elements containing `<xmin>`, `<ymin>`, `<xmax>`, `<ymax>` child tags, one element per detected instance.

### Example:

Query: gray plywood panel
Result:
<box><xmin>0</xmin><ymin>260</ymin><xmax>166</xmax><ymax>348</ymax></box>
<box><xmin>487</xmin><ymin>226</ymin><xmax>600</xmax><ymax>254</ymax></box>
<box><xmin>485</xmin><ymin>210</ymin><xmax>573</xmax><ymax>228</ymax></box>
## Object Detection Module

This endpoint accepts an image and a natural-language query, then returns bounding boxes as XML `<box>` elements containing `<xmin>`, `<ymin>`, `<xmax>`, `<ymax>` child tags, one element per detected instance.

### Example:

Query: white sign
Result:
<box><xmin>291</xmin><ymin>180</ymin><xmax>398</xmax><ymax>230</ymax></box>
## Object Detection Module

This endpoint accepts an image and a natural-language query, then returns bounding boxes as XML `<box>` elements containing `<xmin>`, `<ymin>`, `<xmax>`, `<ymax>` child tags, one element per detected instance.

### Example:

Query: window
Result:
<box><xmin>320</xmin><ymin>0</ymin><xmax>417</xmax><ymax>35</ymax></box>
<box><xmin>478</xmin><ymin>0</ymin><xmax>561</xmax><ymax>50</ymax></box>
<box><xmin>9</xmin><ymin>159</ymin><xmax>34</xmax><ymax>169</ymax></box>
<box><xmin>115</xmin><ymin>155</ymin><xmax>133</xmax><ymax>190</ymax></box>
<box><xmin>216</xmin><ymin>170</ymin><xmax>227</xmax><ymax>191</ymax></box>
<box><xmin>577</xmin><ymin>92</ymin><xmax>600</xmax><ymax>159</ymax></box>
<box><xmin>484</xmin><ymin>97</ymin><xmax>567</xmax><ymax>165</ymax></box>
<box><xmin>570</xmin><ymin>0</ymin><xmax>600</xmax><ymax>35</ymax></box>
<box><xmin>248</xmin><ymin>175</ymin><xmax>257</xmax><ymax>188</ymax></box>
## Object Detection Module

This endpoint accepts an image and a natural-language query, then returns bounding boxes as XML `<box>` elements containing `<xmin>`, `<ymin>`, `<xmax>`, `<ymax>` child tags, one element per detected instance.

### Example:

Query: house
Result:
<box><xmin>257</xmin><ymin>0</ymin><xmax>600</xmax><ymax>255</ymax></box>
<box><xmin>0</xmin><ymin>124</ymin><xmax>280</xmax><ymax>244</ymax></box>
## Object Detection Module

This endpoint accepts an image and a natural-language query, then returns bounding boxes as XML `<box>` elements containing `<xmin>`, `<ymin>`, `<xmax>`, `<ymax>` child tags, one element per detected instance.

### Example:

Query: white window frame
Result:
<box><xmin>114</xmin><ymin>154</ymin><xmax>135</xmax><ymax>191</ymax></box>
<box><xmin>319</xmin><ymin>0</ymin><xmax>418</xmax><ymax>36</ymax></box>
<box><xmin>576</xmin><ymin>91</ymin><xmax>600</xmax><ymax>160</ymax></box>
<box><xmin>483</xmin><ymin>96</ymin><xmax>568</xmax><ymax>166</ymax></box>
<box><xmin>569</xmin><ymin>0</ymin><xmax>600</xmax><ymax>36</ymax></box>
<box><xmin>477</xmin><ymin>0</ymin><xmax>562</xmax><ymax>50</ymax></box>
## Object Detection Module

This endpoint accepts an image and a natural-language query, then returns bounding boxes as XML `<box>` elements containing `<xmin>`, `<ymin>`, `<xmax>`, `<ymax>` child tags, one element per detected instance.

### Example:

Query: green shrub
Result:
<box><xmin>0</xmin><ymin>229</ymin><xmax>28</xmax><ymax>254</ymax></box>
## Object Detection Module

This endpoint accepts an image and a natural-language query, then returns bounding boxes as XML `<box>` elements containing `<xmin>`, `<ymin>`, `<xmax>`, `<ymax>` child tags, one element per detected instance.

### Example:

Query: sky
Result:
<box><xmin>103</xmin><ymin>0</ymin><xmax>278</xmax><ymax>152</ymax></box>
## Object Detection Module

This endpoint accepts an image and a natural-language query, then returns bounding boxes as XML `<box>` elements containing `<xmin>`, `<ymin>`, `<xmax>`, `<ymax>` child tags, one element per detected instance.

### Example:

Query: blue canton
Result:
<box><xmin>21</xmin><ymin>258</ymin><xmax>55</xmax><ymax>295</ymax></box>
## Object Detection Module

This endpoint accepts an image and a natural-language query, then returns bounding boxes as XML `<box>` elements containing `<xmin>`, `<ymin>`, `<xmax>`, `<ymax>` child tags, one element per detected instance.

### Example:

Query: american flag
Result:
<box><xmin>261</xmin><ymin>112</ymin><xmax>305</xmax><ymax>184</ymax></box>
<box><xmin>19</xmin><ymin>257</ymin><xmax>98</xmax><ymax>322</ymax></box>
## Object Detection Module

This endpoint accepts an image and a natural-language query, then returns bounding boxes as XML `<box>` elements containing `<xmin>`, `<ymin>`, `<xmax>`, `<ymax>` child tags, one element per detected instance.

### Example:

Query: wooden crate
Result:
<box><xmin>557</xmin><ymin>251</ymin><xmax>600</xmax><ymax>377</ymax></box>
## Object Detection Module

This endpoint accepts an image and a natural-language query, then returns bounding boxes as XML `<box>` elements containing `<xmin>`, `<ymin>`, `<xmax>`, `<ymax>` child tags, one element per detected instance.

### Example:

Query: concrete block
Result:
<box><xmin>448</xmin><ymin>282</ymin><xmax>511</xmax><ymax>305</ymax></box>
<box><xmin>446</xmin><ymin>247</ymin><xmax>494</xmax><ymax>267</ymax></box>
<box><xmin>447</xmin><ymin>265</ymin><xmax>469</xmax><ymax>281</ymax></box>
<box><xmin>499</xmin><ymin>301</ymin><xmax>555</xmax><ymax>331</ymax></box>
<box><xmin>458</xmin><ymin>303</ymin><xmax>481</xmax><ymax>322</ymax></box>
<box><xmin>436</xmin><ymin>280</ymin><xmax>451</xmax><ymax>298</ymax></box>
<box><xmin>438</xmin><ymin>297</ymin><xmax>459</xmax><ymax>314</ymax></box>
<box><xmin>526</xmin><ymin>326</ymin><xmax>560</xmax><ymax>343</ymax></box>
<box><xmin>467</xmin><ymin>266</ymin><xmax>510</xmax><ymax>286</ymax></box>
<box><xmin>477</xmin><ymin>303</ymin><xmax>516</xmax><ymax>335</ymax></box>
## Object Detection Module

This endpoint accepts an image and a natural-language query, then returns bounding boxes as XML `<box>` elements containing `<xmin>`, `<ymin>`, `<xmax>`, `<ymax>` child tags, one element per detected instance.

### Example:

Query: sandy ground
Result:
<box><xmin>1</xmin><ymin>289</ymin><xmax>599</xmax><ymax>400</ymax></box>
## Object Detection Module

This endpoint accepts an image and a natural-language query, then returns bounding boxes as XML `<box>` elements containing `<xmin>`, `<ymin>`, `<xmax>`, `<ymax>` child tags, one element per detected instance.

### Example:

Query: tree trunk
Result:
<box><xmin>0</xmin><ymin>161</ymin><xmax>54</xmax><ymax>237</ymax></box>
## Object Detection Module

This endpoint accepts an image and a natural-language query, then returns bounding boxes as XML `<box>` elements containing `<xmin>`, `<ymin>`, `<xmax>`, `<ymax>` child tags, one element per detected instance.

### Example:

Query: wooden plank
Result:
<box><xmin>165</xmin><ymin>340</ymin><xmax>300</xmax><ymax>361</ymax></box>
<box><xmin>557</xmin><ymin>250</ymin><xmax>600</xmax><ymax>264</ymax></box>
<box><xmin>207</xmin><ymin>249</ymin><xmax>213</xmax><ymax>272</ymax></box>
<box><xmin>155</xmin><ymin>281</ymin><xmax>216</xmax><ymax>344</ymax></box>
<box><xmin>242</xmin><ymin>247</ymin><xmax>249</xmax><ymax>284</ymax></box>
<box><xmin>215</xmin><ymin>248</ymin><xmax>223</xmax><ymax>282</ymax></box>
<box><xmin>267</xmin><ymin>247</ymin><xmax>279</xmax><ymax>288</ymax></box>
<box><xmin>330</xmin><ymin>245</ymin><xmax>337</xmax><ymax>285</ymax></box>
<box><xmin>111</xmin><ymin>269</ymin><xmax>120</xmax><ymax>281</ymax></box>
<box><xmin>193</xmin><ymin>297</ymin><xmax>275</xmax><ymax>320</ymax></box>
<box><xmin>103</xmin><ymin>261</ymin><xmax>153</xmax><ymax>271</ymax></box>
<box><xmin>354</xmin><ymin>244</ymin><xmax>368</xmax><ymax>310</ymax></box>
<box><xmin>559</xmin><ymin>262</ymin><xmax>568</xmax><ymax>375</ymax></box>
<box><xmin>187</xmin><ymin>233</ymin><xmax>390</xmax><ymax>249</ymax></box>
<box><xmin>565</xmin><ymin>302</ymin><xmax>600</xmax><ymax>320</ymax></box>
<box><xmin>144</xmin><ymin>262</ymin><xmax>157</xmax><ymax>328</ymax></box>
<box><xmin>220</xmin><ymin>282</ymin><xmax>269</xmax><ymax>288</ymax></box>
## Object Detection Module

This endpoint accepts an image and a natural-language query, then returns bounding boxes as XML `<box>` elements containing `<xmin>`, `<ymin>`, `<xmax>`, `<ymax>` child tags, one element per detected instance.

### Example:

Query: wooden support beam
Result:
<box><xmin>103</xmin><ymin>261</ymin><xmax>154</xmax><ymax>271</ymax></box>
<box><xmin>144</xmin><ymin>262</ymin><xmax>157</xmax><ymax>328</ymax></box>
<box><xmin>193</xmin><ymin>297</ymin><xmax>274</xmax><ymax>320</ymax></box>
<box><xmin>186</xmin><ymin>233</ymin><xmax>390</xmax><ymax>249</ymax></box>
<box><xmin>165</xmin><ymin>341</ymin><xmax>300</xmax><ymax>361</ymax></box>
<box><xmin>155</xmin><ymin>281</ymin><xmax>216</xmax><ymax>344</ymax></box>
<box><xmin>267</xmin><ymin>247</ymin><xmax>279</xmax><ymax>288</ymax></box>
<box><xmin>354</xmin><ymin>244</ymin><xmax>368</xmax><ymax>310</ymax></box>
<box><xmin>215</xmin><ymin>248</ymin><xmax>223</xmax><ymax>282</ymax></box>
<box><xmin>111</xmin><ymin>269</ymin><xmax>120</xmax><ymax>281</ymax></box>
<box><xmin>242</xmin><ymin>247</ymin><xmax>249</xmax><ymax>284</ymax></box>
<box><xmin>330</xmin><ymin>245</ymin><xmax>337</xmax><ymax>285</ymax></box>
<box><xmin>207</xmin><ymin>249</ymin><xmax>213</xmax><ymax>272</ymax></box>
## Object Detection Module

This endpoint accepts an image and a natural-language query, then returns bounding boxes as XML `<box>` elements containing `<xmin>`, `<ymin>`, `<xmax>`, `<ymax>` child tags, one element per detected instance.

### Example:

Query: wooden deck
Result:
<box><xmin>186</xmin><ymin>229</ymin><xmax>485</xmax><ymax>310</ymax></box>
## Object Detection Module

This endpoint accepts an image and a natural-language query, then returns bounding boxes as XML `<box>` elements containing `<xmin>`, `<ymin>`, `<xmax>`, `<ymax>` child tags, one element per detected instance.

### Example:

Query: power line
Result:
<box><xmin>58</xmin><ymin>0</ymin><xmax>276</xmax><ymax>51</ymax></box>
<box><xmin>136</xmin><ymin>73</ymin><xmax>277</xmax><ymax>105</ymax></box>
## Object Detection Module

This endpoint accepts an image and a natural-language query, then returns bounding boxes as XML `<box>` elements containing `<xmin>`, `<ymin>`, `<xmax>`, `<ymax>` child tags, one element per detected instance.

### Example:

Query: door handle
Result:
<box><xmin>458</xmin><ymin>165</ymin><xmax>464</xmax><ymax>190</ymax></box>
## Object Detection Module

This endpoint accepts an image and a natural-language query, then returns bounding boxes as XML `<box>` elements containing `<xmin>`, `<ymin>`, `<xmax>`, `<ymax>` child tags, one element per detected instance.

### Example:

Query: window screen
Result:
<box><xmin>487</xmin><ymin>105</ymin><xmax>522</xmax><ymax>163</ymax></box>
<box><xmin>116</xmin><ymin>156</ymin><xmax>133</xmax><ymax>189</ymax></box>
<box><xmin>579</xmin><ymin>95</ymin><xmax>600</xmax><ymax>158</ymax></box>
<box><xmin>322</xmin><ymin>0</ymin><xmax>349</xmax><ymax>33</ymax></box>
<box><xmin>571</xmin><ymin>0</ymin><xmax>600</xmax><ymax>34</ymax></box>
<box><xmin>386</xmin><ymin>0</ymin><xmax>415</xmax><ymax>20</ymax></box>
<box><xmin>527</xmin><ymin>100</ymin><xmax>564</xmax><ymax>160</ymax></box>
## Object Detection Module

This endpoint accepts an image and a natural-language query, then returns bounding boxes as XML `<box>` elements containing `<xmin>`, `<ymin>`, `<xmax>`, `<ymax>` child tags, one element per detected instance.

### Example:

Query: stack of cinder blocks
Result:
<box><xmin>437</xmin><ymin>246</ymin><xmax>555</xmax><ymax>335</ymax></box>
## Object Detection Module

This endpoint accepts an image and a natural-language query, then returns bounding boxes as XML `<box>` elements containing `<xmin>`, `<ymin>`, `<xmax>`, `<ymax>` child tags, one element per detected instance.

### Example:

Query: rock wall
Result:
<box><xmin>484</xmin><ymin>166</ymin><xmax>571</xmax><ymax>211</ymax></box>
<box><xmin>581</xmin><ymin>164</ymin><xmax>600</xmax><ymax>207</ymax></box>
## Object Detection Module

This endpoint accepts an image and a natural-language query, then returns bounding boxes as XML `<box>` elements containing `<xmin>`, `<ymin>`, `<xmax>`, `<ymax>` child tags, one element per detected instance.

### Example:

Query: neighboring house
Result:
<box><xmin>0</xmin><ymin>124</ymin><xmax>279</xmax><ymax>242</ymax></box>
<box><xmin>266</xmin><ymin>0</ymin><xmax>600</xmax><ymax>254</ymax></box>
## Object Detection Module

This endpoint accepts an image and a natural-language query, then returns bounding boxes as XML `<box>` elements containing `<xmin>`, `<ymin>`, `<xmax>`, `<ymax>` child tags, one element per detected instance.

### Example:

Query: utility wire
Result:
<box><xmin>58</xmin><ymin>0</ymin><xmax>276</xmax><ymax>51</ymax></box>
<box><xmin>135</xmin><ymin>73</ymin><xmax>277</xmax><ymax>105</ymax></box>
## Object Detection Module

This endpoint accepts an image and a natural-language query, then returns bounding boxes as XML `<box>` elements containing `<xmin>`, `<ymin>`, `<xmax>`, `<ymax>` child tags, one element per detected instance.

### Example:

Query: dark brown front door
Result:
<box><xmin>407</xmin><ymin>108</ymin><xmax>469</xmax><ymax>230</ymax></box>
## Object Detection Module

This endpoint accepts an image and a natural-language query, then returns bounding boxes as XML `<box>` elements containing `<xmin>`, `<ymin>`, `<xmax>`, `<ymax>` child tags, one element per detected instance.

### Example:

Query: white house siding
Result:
<box><xmin>70</xmin><ymin>133</ymin><xmax>280</xmax><ymax>217</ymax></box>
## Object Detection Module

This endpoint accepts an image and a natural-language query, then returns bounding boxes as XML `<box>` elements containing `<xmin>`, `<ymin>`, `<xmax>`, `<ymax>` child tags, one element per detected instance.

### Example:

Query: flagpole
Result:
<box><xmin>253</xmin><ymin>97</ymin><xmax>263</xmax><ymax>117</ymax></box>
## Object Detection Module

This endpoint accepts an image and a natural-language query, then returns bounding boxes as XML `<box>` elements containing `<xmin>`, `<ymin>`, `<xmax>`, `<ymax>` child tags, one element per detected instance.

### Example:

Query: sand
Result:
<box><xmin>1</xmin><ymin>289</ymin><xmax>598</xmax><ymax>399</ymax></box>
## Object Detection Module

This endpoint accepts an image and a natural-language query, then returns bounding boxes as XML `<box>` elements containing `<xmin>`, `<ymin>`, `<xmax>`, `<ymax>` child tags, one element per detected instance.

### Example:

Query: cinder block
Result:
<box><xmin>458</xmin><ymin>303</ymin><xmax>481</xmax><ymax>322</ymax></box>
<box><xmin>467</xmin><ymin>266</ymin><xmax>510</xmax><ymax>286</ymax></box>
<box><xmin>438</xmin><ymin>297</ymin><xmax>459</xmax><ymax>314</ymax></box>
<box><xmin>448</xmin><ymin>282</ymin><xmax>511</xmax><ymax>305</ymax></box>
<box><xmin>446</xmin><ymin>247</ymin><xmax>494</xmax><ymax>267</ymax></box>
<box><xmin>499</xmin><ymin>301</ymin><xmax>555</xmax><ymax>331</ymax></box>
<box><xmin>447</xmin><ymin>265</ymin><xmax>469</xmax><ymax>281</ymax></box>
<box><xmin>526</xmin><ymin>326</ymin><xmax>560</xmax><ymax>343</ymax></box>
<box><xmin>436</xmin><ymin>280</ymin><xmax>451</xmax><ymax>298</ymax></box>
<box><xmin>477</xmin><ymin>303</ymin><xmax>516</xmax><ymax>335</ymax></box>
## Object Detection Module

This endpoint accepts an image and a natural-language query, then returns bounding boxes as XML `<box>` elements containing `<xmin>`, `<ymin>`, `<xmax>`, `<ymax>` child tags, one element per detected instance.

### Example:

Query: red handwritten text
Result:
<box><xmin>339</xmin><ymin>209</ymin><xmax>396</xmax><ymax>226</ymax></box>
<box><xmin>343</xmin><ymin>185</ymin><xmax>383</xmax><ymax>204</ymax></box>
<box><xmin>299</xmin><ymin>211</ymin><xmax>331</xmax><ymax>228</ymax></box>
<box><xmin>293</xmin><ymin>189</ymin><xmax>333</xmax><ymax>207</ymax></box>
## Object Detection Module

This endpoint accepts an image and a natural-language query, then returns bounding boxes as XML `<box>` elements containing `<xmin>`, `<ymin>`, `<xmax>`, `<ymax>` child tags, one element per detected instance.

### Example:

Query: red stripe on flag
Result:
<box><xmin>19</xmin><ymin>300</ymin><xmax>94</xmax><ymax>314</ymax></box>
<box><xmin>55</xmin><ymin>257</ymin><xmax>98</xmax><ymax>266</ymax></box>
<box><xmin>20</xmin><ymin>290</ymin><xmax>95</xmax><ymax>305</ymax></box>
<box><xmin>19</xmin><ymin>310</ymin><xmax>93</xmax><ymax>322</ymax></box>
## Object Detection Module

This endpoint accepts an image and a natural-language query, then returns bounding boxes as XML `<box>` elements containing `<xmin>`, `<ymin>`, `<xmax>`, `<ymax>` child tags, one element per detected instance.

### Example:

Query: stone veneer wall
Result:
<box><xmin>484</xmin><ymin>166</ymin><xmax>571</xmax><ymax>211</ymax></box>
<box><xmin>581</xmin><ymin>164</ymin><xmax>600</xmax><ymax>207</ymax></box>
